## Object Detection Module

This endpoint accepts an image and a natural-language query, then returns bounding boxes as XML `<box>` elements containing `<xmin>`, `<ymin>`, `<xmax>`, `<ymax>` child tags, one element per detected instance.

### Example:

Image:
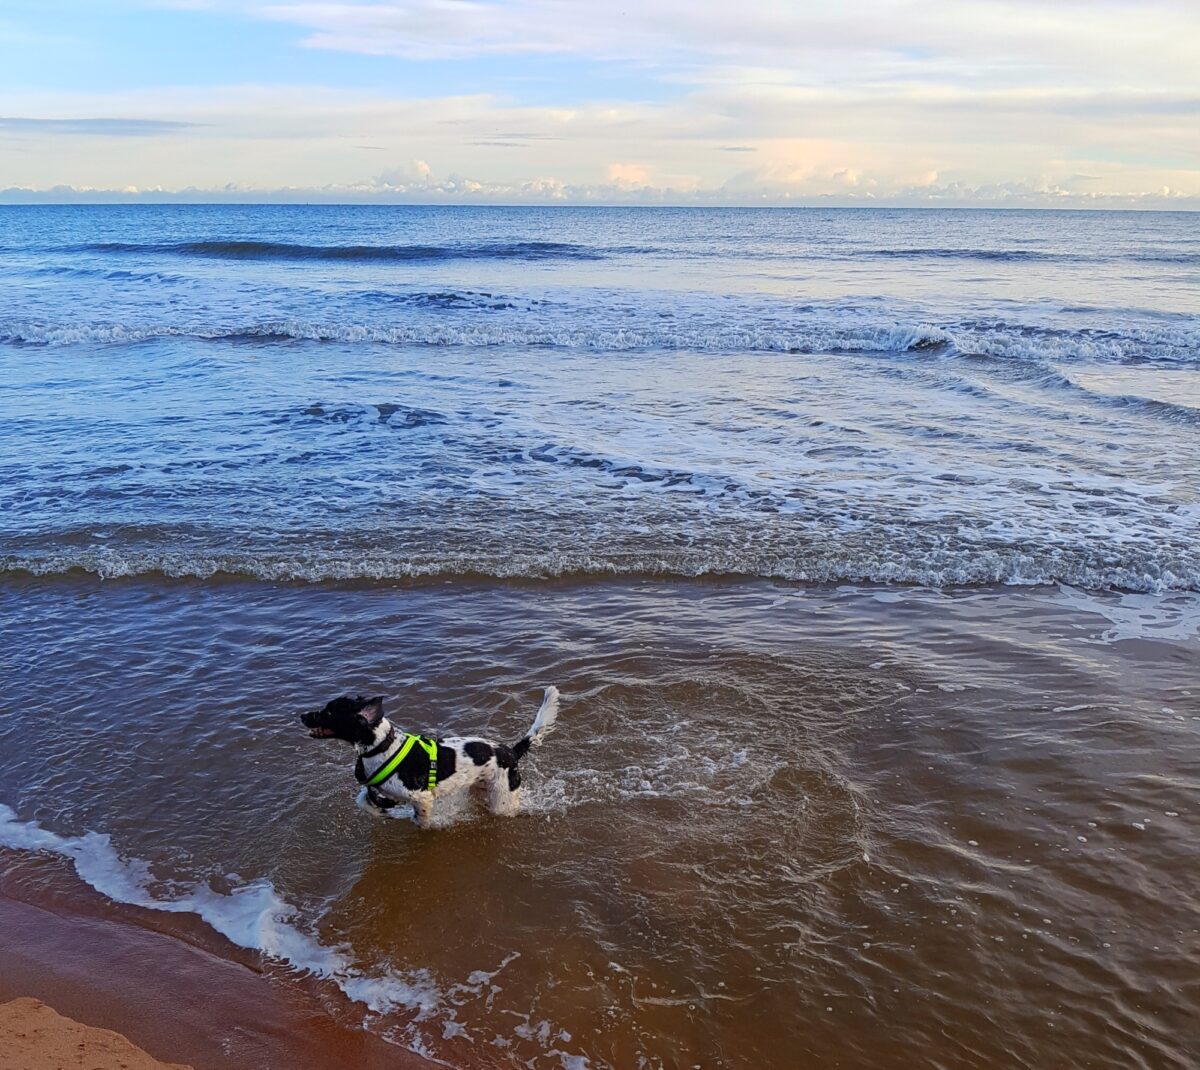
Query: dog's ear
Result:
<box><xmin>358</xmin><ymin>697</ymin><xmax>384</xmax><ymax>725</ymax></box>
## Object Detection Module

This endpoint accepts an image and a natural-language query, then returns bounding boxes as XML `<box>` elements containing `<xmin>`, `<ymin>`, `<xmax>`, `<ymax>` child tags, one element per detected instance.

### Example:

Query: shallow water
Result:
<box><xmin>1</xmin><ymin>578</ymin><xmax>1197</xmax><ymax>1069</ymax></box>
<box><xmin>1</xmin><ymin>206</ymin><xmax>1198</xmax><ymax>1068</ymax></box>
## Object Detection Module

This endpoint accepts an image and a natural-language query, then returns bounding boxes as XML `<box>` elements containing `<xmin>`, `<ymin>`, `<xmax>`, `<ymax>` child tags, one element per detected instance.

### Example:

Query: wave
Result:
<box><xmin>954</xmin><ymin>323</ymin><xmax>1200</xmax><ymax>364</ymax></box>
<box><xmin>33</xmin><ymin>264</ymin><xmax>192</xmax><ymax>283</ymax></box>
<box><xmin>699</xmin><ymin>246</ymin><xmax>1200</xmax><ymax>266</ymax></box>
<box><xmin>0</xmin><ymin>804</ymin><xmax>592</xmax><ymax>1062</ymax></box>
<box><xmin>358</xmin><ymin>288</ymin><xmax>549</xmax><ymax>311</ymax></box>
<box><xmin>1037</xmin><ymin>370</ymin><xmax>1200</xmax><ymax>424</ymax></box>
<box><xmin>0</xmin><ymin>317</ymin><xmax>954</xmax><ymax>353</ymax></box>
<box><xmin>0</xmin><ymin>803</ymin><xmax>443</xmax><ymax>1023</ymax></box>
<box><xmin>3</xmin><ymin>316</ymin><xmax>1198</xmax><ymax>363</ymax></box>
<box><xmin>837</xmin><ymin>248</ymin><xmax>1199</xmax><ymax>265</ymax></box>
<box><xmin>72</xmin><ymin>239</ymin><xmax>615</xmax><ymax>262</ymax></box>
<box><xmin>1</xmin><ymin>545</ymin><xmax>1195</xmax><ymax>592</ymax></box>
<box><xmin>865</xmin><ymin>247</ymin><xmax>1064</xmax><ymax>263</ymax></box>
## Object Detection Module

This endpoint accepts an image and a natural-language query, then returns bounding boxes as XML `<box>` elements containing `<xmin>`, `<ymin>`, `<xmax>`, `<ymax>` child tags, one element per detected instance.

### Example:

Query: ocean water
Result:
<box><xmin>1</xmin><ymin>205</ymin><xmax>1198</xmax><ymax>589</ymax></box>
<box><xmin>1</xmin><ymin>206</ymin><xmax>1198</xmax><ymax>1070</ymax></box>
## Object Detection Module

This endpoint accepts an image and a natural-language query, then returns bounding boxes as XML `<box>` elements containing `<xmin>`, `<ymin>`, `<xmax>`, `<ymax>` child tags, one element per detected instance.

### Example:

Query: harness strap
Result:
<box><xmin>415</xmin><ymin>737</ymin><xmax>438</xmax><ymax>793</ymax></box>
<box><xmin>365</xmin><ymin>733</ymin><xmax>440</xmax><ymax>793</ymax></box>
<box><xmin>366</xmin><ymin>734</ymin><xmax>418</xmax><ymax>787</ymax></box>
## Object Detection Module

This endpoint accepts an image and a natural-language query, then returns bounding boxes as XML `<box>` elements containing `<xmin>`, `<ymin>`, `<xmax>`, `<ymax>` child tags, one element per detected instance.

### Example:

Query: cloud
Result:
<box><xmin>4</xmin><ymin>163</ymin><xmax>1199</xmax><ymax>209</ymax></box>
<box><xmin>247</xmin><ymin>0</ymin><xmax>1200</xmax><ymax>89</ymax></box>
<box><xmin>606</xmin><ymin>162</ymin><xmax>651</xmax><ymax>187</ymax></box>
<box><xmin>4</xmin><ymin>0</ymin><xmax>1198</xmax><ymax>202</ymax></box>
<box><xmin>2</xmin><ymin>81</ymin><xmax>1196</xmax><ymax>201</ymax></box>
<box><xmin>0</xmin><ymin>116</ymin><xmax>198</xmax><ymax>136</ymax></box>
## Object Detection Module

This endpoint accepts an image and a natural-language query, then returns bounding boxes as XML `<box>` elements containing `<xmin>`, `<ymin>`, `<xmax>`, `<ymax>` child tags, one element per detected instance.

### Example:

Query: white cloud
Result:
<box><xmin>4</xmin><ymin>78</ymin><xmax>1195</xmax><ymax>193</ymax></box>
<box><xmin>4</xmin><ymin>158</ymin><xmax>1200</xmax><ymax>209</ymax></box>
<box><xmin>605</xmin><ymin>162</ymin><xmax>651</xmax><ymax>187</ymax></box>
<box><xmin>4</xmin><ymin>1</ymin><xmax>1198</xmax><ymax>201</ymax></box>
<box><xmin>0</xmin><ymin>116</ymin><xmax>197</xmax><ymax>135</ymax></box>
<box><xmin>4</xmin><ymin>80</ymin><xmax>1196</xmax><ymax>197</ymax></box>
<box><xmin>247</xmin><ymin>0</ymin><xmax>1200</xmax><ymax>89</ymax></box>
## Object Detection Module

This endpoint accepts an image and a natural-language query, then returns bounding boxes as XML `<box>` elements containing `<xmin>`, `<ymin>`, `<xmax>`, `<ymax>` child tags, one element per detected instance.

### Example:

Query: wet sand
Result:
<box><xmin>0</xmin><ymin>867</ymin><xmax>430</xmax><ymax>1070</ymax></box>
<box><xmin>0</xmin><ymin>575</ymin><xmax>1197</xmax><ymax>1069</ymax></box>
<box><xmin>0</xmin><ymin>996</ymin><xmax>191</xmax><ymax>1070</ymax></box>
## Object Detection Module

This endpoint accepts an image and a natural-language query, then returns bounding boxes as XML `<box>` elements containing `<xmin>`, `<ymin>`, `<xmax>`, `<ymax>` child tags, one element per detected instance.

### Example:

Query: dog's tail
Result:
<box><xmin>512</xmin><ymin>686</ymin><xmax>559</xmax><ymax>761</ymax></box>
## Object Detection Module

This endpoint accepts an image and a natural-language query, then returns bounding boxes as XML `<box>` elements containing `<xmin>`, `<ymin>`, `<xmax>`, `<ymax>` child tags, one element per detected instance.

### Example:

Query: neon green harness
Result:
<box><xmin>366</xmin><ymin>734</ymin><xmax>438</xmax><ymax>793</ymax></box>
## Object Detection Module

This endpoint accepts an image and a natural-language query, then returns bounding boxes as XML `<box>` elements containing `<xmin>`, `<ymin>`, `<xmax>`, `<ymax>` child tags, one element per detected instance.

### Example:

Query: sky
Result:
<box><xmin>1</xmin><ymin>0</ymin><xmax>1198</xmax><ymax>206</ymax></box>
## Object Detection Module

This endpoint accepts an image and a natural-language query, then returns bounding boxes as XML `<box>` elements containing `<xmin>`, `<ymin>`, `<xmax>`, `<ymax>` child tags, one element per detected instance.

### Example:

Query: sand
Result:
<box><xmin>0</xmin><ymin>867</ymin><xmax>430</xmax><ymax>1070</ymax></box>
<box><xmin>0</xmin><ymin>998</ymin><xmax>191</xmax><ymax>1070</ymax></box>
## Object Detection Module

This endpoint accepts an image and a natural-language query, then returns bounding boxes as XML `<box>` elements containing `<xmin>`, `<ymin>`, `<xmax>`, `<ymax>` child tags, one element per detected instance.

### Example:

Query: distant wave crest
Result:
<box><xmin>858</xmin><ymin>246</ymin><xmax>1196</xmax><ymax>264</ymax></box>
<box><xmin>866</xmin><ymin>247</ymin><xmax>1063</xmax><ymax>262</ymax></box>
<box><xmin>72</xmin><ymin>239</ymin><xmax>619</xmax><ymax>262</ymax></box>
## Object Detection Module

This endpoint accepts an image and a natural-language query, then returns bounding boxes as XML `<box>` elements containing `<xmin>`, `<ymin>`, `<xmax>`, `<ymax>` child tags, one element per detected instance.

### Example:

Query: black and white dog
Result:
<box><xmin>301</xmin><ymin>687</ymin><xmax>559</xmax><ymax>828</ymax></box>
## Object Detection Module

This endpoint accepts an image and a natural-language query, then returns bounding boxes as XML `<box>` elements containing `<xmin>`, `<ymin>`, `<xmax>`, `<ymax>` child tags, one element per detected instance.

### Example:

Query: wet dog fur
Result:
<box><xmin>301</xmin><ymin>687</ymin><xmax>559</xmax><ymax>828</ymax></box>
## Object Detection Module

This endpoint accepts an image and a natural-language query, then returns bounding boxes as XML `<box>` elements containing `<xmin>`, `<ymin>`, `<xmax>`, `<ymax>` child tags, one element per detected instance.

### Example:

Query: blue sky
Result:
<box><xmin>1</xmin><ymin>1</ymin><xmax>671</xmax><ymax>105</ymax></box>
<box><xmin>2</xmin><ymin>0</ymin><xmax>1198</xmax><ymax>205</ymax></box>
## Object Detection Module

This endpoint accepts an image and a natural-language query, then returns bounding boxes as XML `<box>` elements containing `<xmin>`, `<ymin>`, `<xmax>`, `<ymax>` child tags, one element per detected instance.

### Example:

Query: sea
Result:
<box><xmin>0</xmin><ymin>205</ymin><xmax>1197</xmax><ymax>1069</ymax></box>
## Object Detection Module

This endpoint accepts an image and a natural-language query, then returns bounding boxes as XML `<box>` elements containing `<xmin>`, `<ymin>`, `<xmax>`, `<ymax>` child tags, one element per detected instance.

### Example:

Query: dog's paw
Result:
<box><xmin>354</xmin><ymin>787</ymin><xmax>389</xmax><ymax>819</ymax></box>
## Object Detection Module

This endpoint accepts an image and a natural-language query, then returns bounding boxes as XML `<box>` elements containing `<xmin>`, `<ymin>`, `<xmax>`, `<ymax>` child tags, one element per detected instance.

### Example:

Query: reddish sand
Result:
<box><xmin>0</xmin><ymin>865</ymin><xmax>432</xmax><ymax>1070</ymax></box>
<box><xmin>0</xmin><ymin>998</ymin><xmax>192</xmax><ymax>1070</ymax></box>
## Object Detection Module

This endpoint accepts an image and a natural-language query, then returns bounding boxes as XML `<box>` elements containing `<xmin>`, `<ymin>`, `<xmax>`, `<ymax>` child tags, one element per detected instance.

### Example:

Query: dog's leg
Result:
<box><xmin>487</xmin><ymin>766</ymin><xmax>521</xmax><ymax>816</ymax></box>
<box><xmin>355</xmin><ymin>786</ymin><xmax>389</xmax><ymax>819</ymax></box>
<box><xmin>490</xmin><ymin>784</ymin><xmax>520</xmax><ymax>816</ymax></box>
<box><xmin>412</xmin><ymin>794</ymin><xmax>434</xmax><ymax>829</ymax></box>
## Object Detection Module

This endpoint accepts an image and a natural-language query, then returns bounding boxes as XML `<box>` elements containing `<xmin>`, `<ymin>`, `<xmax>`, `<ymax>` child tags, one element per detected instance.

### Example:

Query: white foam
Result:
<box><xmin>0</xmin><ymin>317</ymin><xmax>951</xmax><ymax>354</ymax></box>
<box><xmin>0</xmin><ymin>804</ymin><xmax>594</xmax><ymax>1064</ymax></box>
<box><xmin>2</xmin><ymin>315</ymin><xmax>1197</xmax><ymax>364</ymax></box>
<box><xmin>2</xmin><ymin>544</ymin><xmax>1197</xmax><ymax>593</ymax></box>
<box><xmin>0</xmin><ymin>803</ymin><xmax>432</xmax><ymax>1012</ymax></box>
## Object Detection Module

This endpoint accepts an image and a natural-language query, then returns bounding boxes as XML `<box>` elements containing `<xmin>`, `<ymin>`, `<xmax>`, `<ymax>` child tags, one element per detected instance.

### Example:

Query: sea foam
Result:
<box><xmin>2</xmin><ymin>317</ymin><xmax>1196</xmax><ymax>364</ymax></box>
<box><xmin>0</xmin><ymin>803</ymin><xmax>435</xmax><ymax>1015</ymax></box>
<box><xmin>2</xmin><ymin>543</ymin><xmax>1197</xmax><ymax>592</ymax></box>
<box><xmin>0</xmin><ymin>803</ymin><xmax>593</xmax><ymax>1063</ymax></box>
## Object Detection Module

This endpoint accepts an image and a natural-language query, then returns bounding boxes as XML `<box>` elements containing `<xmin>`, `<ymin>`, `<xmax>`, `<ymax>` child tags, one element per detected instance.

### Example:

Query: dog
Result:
<box><xmin>300</xmin><ymin>686</ymin><xmax>559</xmax><ymax>828</ymax></box>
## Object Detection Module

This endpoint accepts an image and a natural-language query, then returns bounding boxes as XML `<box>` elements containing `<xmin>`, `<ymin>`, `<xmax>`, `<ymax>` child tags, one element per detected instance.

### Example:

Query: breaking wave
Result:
<box><xmin>0</xmin><ymin>804</ymin><xmax>475</xmax><ymax>1047</ymax></box>
<box><xmin>0</xmin><ymin>317</ymin><xmax>950</xmax><ymax>354</ymax></box>
<box><xmin>3</xmin><ymin>316</ymin><xmax>1199</xmax><ymax>363</ymax></box>
<box><xmin>2</xmin><ymin>545</ymin><xmax>1196</xmax><ymax>592</ymax></box>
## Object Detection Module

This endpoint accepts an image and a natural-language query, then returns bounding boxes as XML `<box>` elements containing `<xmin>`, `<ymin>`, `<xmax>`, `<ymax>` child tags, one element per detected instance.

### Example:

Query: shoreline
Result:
<box><xmin>1</xmin><ymin>574</ymin><xmax>1195</xmax><ymax>1068</ymax></box>
<box><xmin>1</xmin><ymin>556</ymin><xmax>1193</xmax><ymax>596</ymax></box>
<box><xmin>0</xmin><ymin>998</ymin><xmax>192</xmax><ymax>1070</ymax></box>
<box><xmin>3</xmin><ymin>566</ymin><xmax>1200</xmax><ymax>601</ymax></box>
<box><xmin>0</xmin><ymin>855</ymin><xmax>433</xmax><ymax>1070</ymax></box>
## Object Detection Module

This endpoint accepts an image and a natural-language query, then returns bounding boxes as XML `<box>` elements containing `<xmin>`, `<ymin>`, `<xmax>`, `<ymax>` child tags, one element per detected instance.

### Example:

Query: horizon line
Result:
<box><xmin>1</xmin><ymin>200</ymin><xmax>1197</xmax><ymax>214</ymax></box>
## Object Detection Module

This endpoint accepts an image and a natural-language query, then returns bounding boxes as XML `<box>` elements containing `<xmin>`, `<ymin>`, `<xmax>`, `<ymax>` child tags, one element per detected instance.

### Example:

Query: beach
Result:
<box><xmin>0</xmin><ymin>996</ymin><xmax>191</xmax><ymax>1070</ymax></box>
<box><xmin>0</xmin><ymin>883</ymin><xmax>421</xmax><ymax>1070</ymax></box>
<box><xmin>1</xmin><ymin>205</ymin><xmax>1198</xmax><ymax>1068</ymax></box>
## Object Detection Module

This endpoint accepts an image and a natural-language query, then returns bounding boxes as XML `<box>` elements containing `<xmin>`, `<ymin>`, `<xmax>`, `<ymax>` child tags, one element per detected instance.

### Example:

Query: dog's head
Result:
<box><xmin>300</xmin><ymin>695</ymin><xmax>384</xmax><ymax>745</ymax></box>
